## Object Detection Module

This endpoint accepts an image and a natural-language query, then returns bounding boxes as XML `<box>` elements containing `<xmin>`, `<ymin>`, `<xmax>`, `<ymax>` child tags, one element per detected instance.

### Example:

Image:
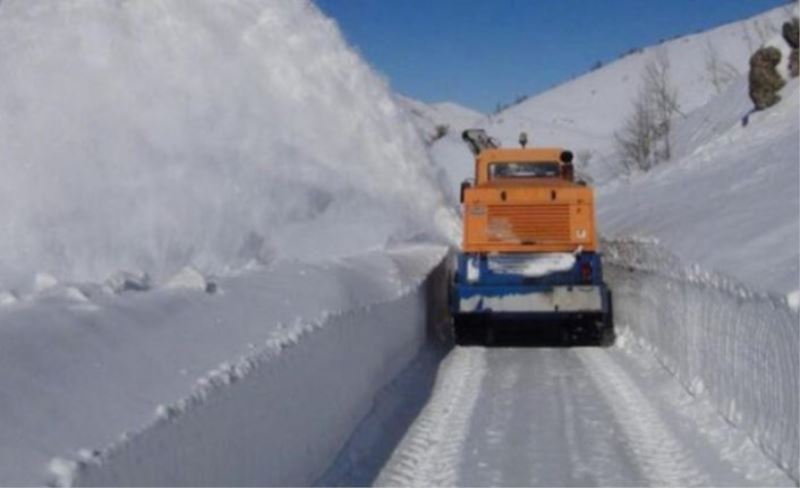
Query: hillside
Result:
<box><xmin>480</xmin><ymin>4</ymin><xmax>792</xmax><ymax>183</ymax></box>
<box><xmin>600</xmin><ymin>79</ymin><xmax>799</xmax><ymax>296</ymax></box>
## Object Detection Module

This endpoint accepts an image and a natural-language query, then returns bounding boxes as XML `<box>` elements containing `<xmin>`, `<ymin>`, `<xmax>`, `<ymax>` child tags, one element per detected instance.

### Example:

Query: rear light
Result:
<box><xmin>580</xmin><ymin>261</ymin><xmax>593</xmax><ymax>283</ymax></box>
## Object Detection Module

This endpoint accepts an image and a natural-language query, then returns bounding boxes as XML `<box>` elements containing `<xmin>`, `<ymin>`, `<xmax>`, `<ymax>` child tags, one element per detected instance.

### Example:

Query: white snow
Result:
<box><xmin>466</xmin><ymin>256</ymin><xmax>480</xmax><ymax>283</ymax></box>
<box><xmin>163</xmin><ymin>266</ymin><xmax>209</xmax><ymax>292</ymax></box>
<box><xmin>33</xmin><ymin>272</ymin><xmax>59</xmax><ymax>292</ymax></box>
<box><xmin>105</xmin><ymin>271</ymin><xmax>151</xmax><ymax>294</ymax></box>
<box><xmin>0</xmin><ymin>0</ymin><xmax>456</xmax><ymax>292</ymax></box>
<box><xmin>487</xmin><ymin>252</ymin><xmax>576</xmax><ymax>277</ymax></box>
<box><xmin>1</xmin><ymin>0</ymin><xmax>798</xmax><ymax>485</ymax></box>
<box><xmin>0</xmin><ymin>290</ymin><xmax>18</xmax><ymax>306</ymax></box>
<box><xmin>788</xmin><ymin>290</ymin><xmax>800</xmax><ymax>312</ymax></box>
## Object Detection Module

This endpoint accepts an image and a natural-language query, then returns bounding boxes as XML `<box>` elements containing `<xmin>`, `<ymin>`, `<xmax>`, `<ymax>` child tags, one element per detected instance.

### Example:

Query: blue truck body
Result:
<box><xmin>451</xmin><ymin>251</ymin><xmax>613</xmax><ymax>343</ymax></box>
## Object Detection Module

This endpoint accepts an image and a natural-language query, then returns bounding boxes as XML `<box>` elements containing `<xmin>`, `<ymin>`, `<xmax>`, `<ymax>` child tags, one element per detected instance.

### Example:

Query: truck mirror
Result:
<box><xmin>460</xmin><ymin>180</ymin><xmax>472</xmax><ymax>203</ymax></box>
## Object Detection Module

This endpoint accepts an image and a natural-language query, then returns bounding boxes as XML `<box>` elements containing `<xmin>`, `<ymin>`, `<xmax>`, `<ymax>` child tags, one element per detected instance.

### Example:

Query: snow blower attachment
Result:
<box><xmin>451</xmin><ymin>130</ymin><xmax>613</xmax><ymax>345</ymax></box>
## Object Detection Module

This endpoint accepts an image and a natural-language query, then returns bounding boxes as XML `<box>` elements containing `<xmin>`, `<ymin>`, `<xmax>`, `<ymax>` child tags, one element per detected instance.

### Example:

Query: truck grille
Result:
<box><xmin>487</xmin><ymin>204</ymin><xmax>571</xmax><ymax>243</ymax></box>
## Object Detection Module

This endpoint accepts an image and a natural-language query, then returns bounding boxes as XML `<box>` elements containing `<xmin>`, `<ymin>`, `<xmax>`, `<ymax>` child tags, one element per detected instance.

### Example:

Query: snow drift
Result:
<box><xmin>0</xmin><ymin>0</ymin><xmax>455</xmax><ymax>291</ymax></box>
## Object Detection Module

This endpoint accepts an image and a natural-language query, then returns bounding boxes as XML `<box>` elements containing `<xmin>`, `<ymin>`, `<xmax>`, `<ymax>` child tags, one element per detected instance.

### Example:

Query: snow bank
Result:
<box><xmin>605</xmin><ymin>238</ymin><xmax>799</xmax><ymax>482</ymax></box>
<box><xmin>0</xmin><ymin>0</ymin><xmax>455</xmax><ymax>291</ymax></box>
<box><xmin>0</xmin><ymin>245</ymin><xmax>448</xmax><ymax>486</ymax></box>
<box><xmin>599</xmin><ymin>80</ymin><xmax>799</xmax><ymax>296</ymax></box>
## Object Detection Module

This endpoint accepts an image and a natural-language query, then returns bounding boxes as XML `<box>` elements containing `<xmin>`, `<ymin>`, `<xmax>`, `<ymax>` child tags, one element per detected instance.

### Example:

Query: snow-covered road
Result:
<box><xmin>326</xmin><ymin>340</ymin><xmax>792</xmax><ymax>487</ymax></box>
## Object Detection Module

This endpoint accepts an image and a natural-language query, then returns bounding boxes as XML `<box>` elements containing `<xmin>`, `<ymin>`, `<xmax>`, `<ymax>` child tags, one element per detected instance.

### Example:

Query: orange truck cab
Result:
<box><xmin>451</xmin><ymin>129</ymin><xmax>613</xmax><ymax>345</ymax></box>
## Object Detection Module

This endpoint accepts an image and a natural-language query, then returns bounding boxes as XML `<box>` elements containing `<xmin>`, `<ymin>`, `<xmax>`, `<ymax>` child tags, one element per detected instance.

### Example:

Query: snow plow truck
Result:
<box><xmin>451</xmin><ymin>129</ymin><xmax>613</xmax><ymax>345</ymax></box>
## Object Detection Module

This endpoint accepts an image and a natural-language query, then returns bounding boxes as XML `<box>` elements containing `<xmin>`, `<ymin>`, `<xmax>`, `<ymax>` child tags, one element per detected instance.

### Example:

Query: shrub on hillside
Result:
<box><xmin>748</xmin><ymin>46</ymin><xmax>786</xmax><ymax>110</ymax></box>
<box><xmin>783</xmin><ymin>17</ymin><xmax>799</xmax><ymax>48</ymax></box>
<box><xmin>614</xmin><ymin>49</ymin><xmax>680</xmax><ymax>172</ymax></box>
<box><xmin>782</xmin><ymin>17</ymin><xmax>799</xmax><ymax>78</ymax></box>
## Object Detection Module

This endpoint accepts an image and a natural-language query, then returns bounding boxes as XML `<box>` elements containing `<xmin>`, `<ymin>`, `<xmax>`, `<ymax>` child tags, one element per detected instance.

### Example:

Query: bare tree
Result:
<box><xmin>704</xmin><ymin>40</ymin><xmax>740</xmax><ymax>94</ymax></box>
<box><xmin>645</xmin><ymin>49</ymin><xmax>682</xmax><ymax>160</ymax></box>
<box><xmin>614</xmin><ymin>95</ymin><xmax>657</xmax><ymax>172</ymax></box>
<box><xmin>614</xmin><ymin>49</ymin><xmax>681</xmax><ymax>171</ymax></box>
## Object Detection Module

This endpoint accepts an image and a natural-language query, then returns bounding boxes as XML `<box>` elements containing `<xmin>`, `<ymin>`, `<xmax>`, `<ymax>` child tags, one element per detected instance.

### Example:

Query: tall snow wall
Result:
<box><xmin>605</xmin><ymin>239</ymin><xmax>799</xmax><ymax>482</ymax></box>
<box><xmin>0</xmin><ymin>0</ymin><xmax>455</xmax><ymax>291</ymax></box>
<box><xmin>0</xmin><ymin>245</ymin><xmax>449</xmax><ymax>486</ymax></box>
<box><xmin>68</xmin><ymin>249</ymin><xmax>449</xmax><ymax>486</ymax></box>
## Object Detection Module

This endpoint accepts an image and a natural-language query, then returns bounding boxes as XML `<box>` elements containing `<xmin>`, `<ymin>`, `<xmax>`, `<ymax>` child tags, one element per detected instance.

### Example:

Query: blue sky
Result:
<box><xmin>314</xmin><ymin>0</ymin><xmax>788</xmax><ymax>113</ymax></box>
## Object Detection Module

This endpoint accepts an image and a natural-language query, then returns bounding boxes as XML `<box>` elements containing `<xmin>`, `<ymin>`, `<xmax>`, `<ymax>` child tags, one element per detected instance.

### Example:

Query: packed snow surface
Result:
<box><xmin>0</xmin><ymin>0</ymin><xmax>455</xmax><ymax>291</ymax></box>
<box><xmin>326</xmin><ymin>344</ymin><xmax>791</xmax><ymax>487</ymax></box>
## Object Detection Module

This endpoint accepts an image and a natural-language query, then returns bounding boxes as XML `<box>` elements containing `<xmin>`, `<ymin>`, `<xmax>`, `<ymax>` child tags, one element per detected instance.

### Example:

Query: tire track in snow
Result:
<box><xmin>458</xmin><ymin>350</ymin><xmax>521</xmax><ymax>486</ymax></box>
<box><xmin>579</xmin><ymin>348</ymin><xmax>711</xmax><ymax>487</ymax></box>
<box><xmin>557</xmin><ymin>351</ymin><xmax>648</xmax><ymax>486</ymax></box>
<box><xmin>515</xmin><ymin>350</ymin><xmax>638</xmax><ymax>486</ymax></box>
<box><xmin>374</xmin><ymin>347</ymin><xmax>487</xmax><ymax>486</ymax></box>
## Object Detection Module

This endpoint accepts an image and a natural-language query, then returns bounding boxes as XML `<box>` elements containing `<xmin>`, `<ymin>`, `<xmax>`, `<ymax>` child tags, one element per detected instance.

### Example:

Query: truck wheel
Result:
<box><xmin>485</xmin><ymin>325</ymin><xmax>496</xmax><ymax>346</ymax></box>
<box><xmin>454</xmin><ymin>315</ymin><xmax>482</xmax><ymax>345</ymax></box>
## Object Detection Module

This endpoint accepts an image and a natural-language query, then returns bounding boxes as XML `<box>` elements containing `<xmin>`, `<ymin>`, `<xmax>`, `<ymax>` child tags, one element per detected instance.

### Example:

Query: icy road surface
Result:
<box><xmin>326</xmin><ymin>338</ymin><xmax>792</xmax><ymax>487</ymax></box>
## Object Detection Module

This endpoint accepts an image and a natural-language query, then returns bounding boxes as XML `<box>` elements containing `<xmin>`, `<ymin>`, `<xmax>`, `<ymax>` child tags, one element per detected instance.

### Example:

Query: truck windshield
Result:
<box><xmin>489</xmin><ymin>162</ymin><xmax>560</xmax><ymax>180</ymax></box>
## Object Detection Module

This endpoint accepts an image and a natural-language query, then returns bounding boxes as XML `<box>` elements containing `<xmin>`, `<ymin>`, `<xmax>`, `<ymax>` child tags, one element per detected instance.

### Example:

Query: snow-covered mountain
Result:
<box><xmin>480</xmin><ymin>4</ymin><xmax>793</xmax><ymax>182</ymax></box>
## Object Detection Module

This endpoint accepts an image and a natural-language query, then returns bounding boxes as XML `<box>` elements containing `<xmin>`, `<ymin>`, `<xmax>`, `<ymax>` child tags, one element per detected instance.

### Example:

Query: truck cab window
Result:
<box><xmin>489</xmin><ymin>162</ymin><xmax>560</xmax><ymax>180</ymax></box>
